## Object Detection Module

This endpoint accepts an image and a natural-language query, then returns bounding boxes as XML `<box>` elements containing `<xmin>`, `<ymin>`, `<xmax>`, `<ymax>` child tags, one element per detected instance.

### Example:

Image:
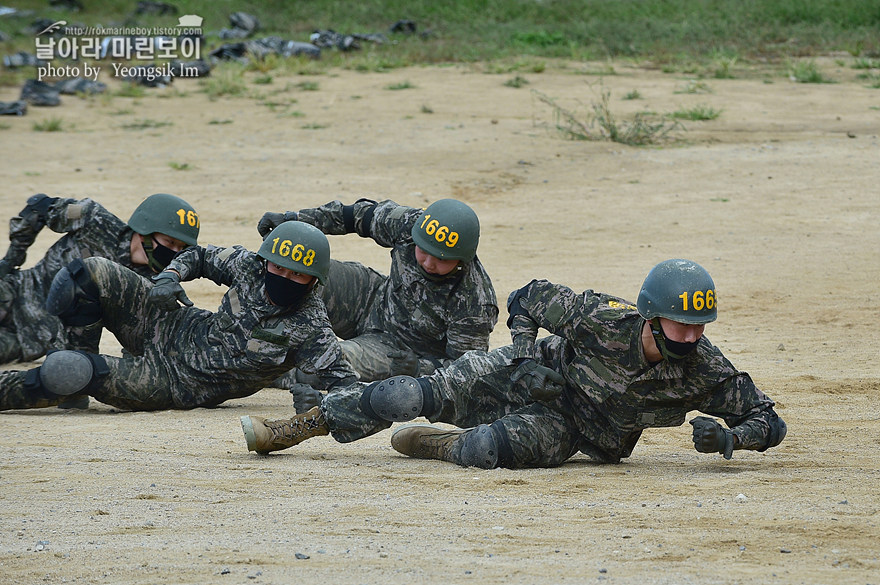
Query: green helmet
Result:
<box><xmin>128</xmin><ymin>193</ymin><xmax>200</xmax><ymax>246</ymax></box>
<box><xmin>411</xmin><ymin>199</ymin><xmax>480</xmax><ymax>262</ymax></box>
<box><xmin>637</xmin><ymin>259</ymin><xmax>717</xmax><ymax>324</ymax></box>
<box><xmin>258</xmin><ymin>221</ymin><xmax>330</xmax><ymax>285</ymax></box>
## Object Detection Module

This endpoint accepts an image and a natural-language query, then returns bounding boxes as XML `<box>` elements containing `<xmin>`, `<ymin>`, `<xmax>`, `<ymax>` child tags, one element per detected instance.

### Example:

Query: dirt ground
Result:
<box><xmin>0</xmin><ymin>56</ymin><xmax>878</xmax><ymax>584</ymax></box>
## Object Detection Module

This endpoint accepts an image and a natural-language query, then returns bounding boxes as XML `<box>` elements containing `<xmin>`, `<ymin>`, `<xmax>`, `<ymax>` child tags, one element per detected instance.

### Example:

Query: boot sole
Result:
<box><xmin>240</xmin><ymin>416</ymin><xmax>264</xmax><ymax>454</ymax></box>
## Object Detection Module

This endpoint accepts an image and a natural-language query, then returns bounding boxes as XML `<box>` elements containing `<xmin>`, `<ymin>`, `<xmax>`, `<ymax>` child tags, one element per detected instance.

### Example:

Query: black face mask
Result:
<box><xmin>142</xmin><ymin>234</ymin><xmax>179</xmax><ymax>273</ymax></box>
<box><xmin>265</xmin><ymin>271</ymin><xmax>312</xmax><ymax>307</ymax></box>
<box><xmin>650</xmin><ymin>318</ymin><xmax>701</xmax><ymax>362</ymax></box>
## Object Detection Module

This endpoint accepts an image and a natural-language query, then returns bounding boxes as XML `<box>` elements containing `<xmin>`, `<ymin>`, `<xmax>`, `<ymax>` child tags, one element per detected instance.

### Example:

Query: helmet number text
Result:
<box><xmin>271</xmin><ymin>238</ymin><xmax>316</xmax><ymax>266</ymax></box>
<box><xmin>679</xmin><ymin>289</ymin><xmax>715</xmax><ymax>312</ymax></box>
<box><xmin>420</xmin><ymin>214</ymin><xmax>459</xmax><ymax>248</ymax></box>
<box><xmin>176</xmin><ymin>208</ymin><xmax>200</xmax><ymax>228</ymax></box>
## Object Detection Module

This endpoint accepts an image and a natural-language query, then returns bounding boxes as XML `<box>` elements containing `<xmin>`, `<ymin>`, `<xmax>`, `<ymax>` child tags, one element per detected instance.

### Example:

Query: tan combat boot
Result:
<box><xmin>240</xmin><ymin>406</ymin><xmax>329</xmax><ymax>455</ymax></box>
<box><xmin>390</xmin><ymin>424</ymin><xmax>464</xmax><ymax>463</ymax></box>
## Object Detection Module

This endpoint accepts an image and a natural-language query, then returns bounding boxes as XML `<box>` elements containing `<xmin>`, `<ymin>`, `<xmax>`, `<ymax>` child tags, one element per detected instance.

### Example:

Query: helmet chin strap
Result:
<box><xmin>417</xmin><ymin>262</ymin><xmax>463</xmax><ymax>283</ymax></box>
<box><xmin>649</xmin><ymin>318</ymin><xmax>699</xmax><ymax>361</ymax></box>
<box><xmin>140</xmin><ymin>234</ymin><xmax>176</xmax><ymax>273</ymax></box>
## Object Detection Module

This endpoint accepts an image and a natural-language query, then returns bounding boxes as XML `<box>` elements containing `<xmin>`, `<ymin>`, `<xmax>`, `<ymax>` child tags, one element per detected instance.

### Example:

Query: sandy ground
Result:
<box><xmin>0</xmin><ymin>56</ymin><xmax>879</xmax><ymax>584</ymax></box>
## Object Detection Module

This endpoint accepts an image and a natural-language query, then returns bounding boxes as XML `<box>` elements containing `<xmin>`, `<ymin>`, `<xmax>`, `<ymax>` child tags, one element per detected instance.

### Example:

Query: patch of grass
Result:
<box><xmin>671</xmin><ymin>104</ymin><xmax>723</xmax><ymax>121</ymax></box>
<box><xmin>421</xmin><ymin>104</ymin><xmax>434</xmax><ymax>114</ymax></box>
<box><xmin>0</xmin><ymin>122</ymin><xmax>11</xmax><ymax>130</ymax></box>
<box><xmin>284</xmin><ymin>111</ymin><xmax>307</xmax><ymax>118</ymax></box>
<box><xmin>301</xmin><ymin>123</ymin><xmax>328</xmax><ymax>129</ymax></box>
<box><xmin>200</xmin><ymin>65</ymin><xmax>248</xmax><ymax>99</ymax></box>
<box><xmin>209</xmin><ymin>119</ymin><xmax>233</xmax><ymax>125</ymax></box>
<box><xmin>713</xmin><ymin>55</ymin><xmax>738</xmax><ymax>79</ymax></box>
<box><xmin>534</xmin><ymin>88</ymin><xmax>682</xmax><ymax>146</ymax></box>
<box><xmin>385</xmin><ymin>80</ymin><xmax>416</xmax><ymax>90</ymax></box>
<box><xmin>32</xmin><ymin>117</ymin><xmax>65</xmax><ymax>132</ymax></box>
<box><xmin>115</xmin><ymin>84</ymin><xmax>146</xmax><ymax>98</ymax></box>
<box><xmin>168</xmin><ymin>162</ymin><xmax>191</xmax><ymax>171</ymax></box>
<box><xmin>108</xmin><ymin>108</ymin><xmax>134</xmax><ymax>116</ymax></box>
<box><xmin>622</xmin><ymin>89</ymin><xmax>642</xmax><ymax>100</ymax></box>
<box><xmin>852</xmin><ymin>58</ymin><xmax>880</xmax><ymax>69</ymax></box>
<box><xmin>504</xmin><ymin>75</ymin><xmax>529</xmax><ymax>88</ymax></box>
<box><xmin>788</xmin><ymin>60</ymin><xmax>834</xmax><ymax>83</ymax></box>
<box><xmin>296</xmin><ymin>81</ymin><xmax>320</xmax><ymax>91</ymax></box>
<box><xmin>121</xmin><ymin>119</ymin><xmax>172</xmax><ymax>130</ymax></box>
<box><xmin>254</xmin><ymin>74</ymin><xmax>274</xmax><ymax>85</ymax></box>
<box><xmin>674</xmin><ymin>80</ymin><xmax>713</xmax><ymax>94</ymax></box>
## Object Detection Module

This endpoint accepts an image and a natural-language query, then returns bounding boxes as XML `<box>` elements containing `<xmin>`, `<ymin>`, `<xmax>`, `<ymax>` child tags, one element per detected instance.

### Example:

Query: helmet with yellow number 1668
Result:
<box><xmin>411</xmin><ymin>198</ymin><xmax>480</xmax><ymax>262</ymax></box>
<box><xmin>258</xmin><ymin>221</ymin><xmax>330</xmax><ymax>285</ymax></box>
<box><xmin>637</xmin><ymin>259</ymin><xmax>717</xmax><ymax>324</ymax></box>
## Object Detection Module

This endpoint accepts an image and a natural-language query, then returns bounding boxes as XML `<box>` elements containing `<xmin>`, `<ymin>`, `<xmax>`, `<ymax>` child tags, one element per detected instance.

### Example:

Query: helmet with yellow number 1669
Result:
<box><xmin>411</xmin><ymin>198</ymin><xmax>480</xmax><ymax>262</ymax></box>
<box><xmin>258</xmin><ymin>221</ymin><xmax>330</xmax><ymax>285</ymax></box>
<box><xmin>637</xmin><ymin>259</ymin><xmax>717</xmax><ymax>324</ymax></box>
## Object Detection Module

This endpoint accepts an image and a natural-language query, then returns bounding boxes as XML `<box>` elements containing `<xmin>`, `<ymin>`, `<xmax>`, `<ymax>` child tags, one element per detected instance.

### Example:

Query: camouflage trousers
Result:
<box><xmin>0</xmin><ymin>257</ymin><xmax>216</xmax><ymax>412</ymax></box>
<box><xmin>324</xmin><ymin>345</ymin><xmax>585</xmax><ymax>469</ymax></box>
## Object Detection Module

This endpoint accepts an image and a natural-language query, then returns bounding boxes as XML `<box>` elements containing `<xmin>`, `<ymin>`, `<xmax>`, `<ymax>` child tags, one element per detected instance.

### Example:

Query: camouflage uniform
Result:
<box><xmin>0</xmin><ymin>248</ymin><xmax>357</xmax><ymax>411</ymax></box>
<box><xmin>284</xmin><ymin>199</ymin><xmax>498</xmax><ymax>381</ymax></box>
<box><xmin>0</xmin><ymin>197</ymin><xmax>154</xmax><ymax>363</ymax></box>
<box><xmin>321</xmin><ymin>279</ymin><xmax>783</xmax><ymax>467</ymax></box>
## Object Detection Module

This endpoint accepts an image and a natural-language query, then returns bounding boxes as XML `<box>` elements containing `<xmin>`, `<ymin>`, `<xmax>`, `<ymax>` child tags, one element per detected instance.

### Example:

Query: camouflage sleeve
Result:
<box><xmin>43</xmin><ymin>197</ymin><xmax>100</xmax><ymax>233</ymax></box>
<box><xmin>365</xmin><ymin>200</ymin><xmax>422</xmax><ymax>248</ymax></box>
<box><xmin>295</xmin><ymin>329</ymin><xmax>359</xmax><ymax>391</ymax></box>
<box><xmin>296</xmin><ymin>199</ymin><xmax>379</xmax><ymax>238</ymax></box>
<box><xmin>696</xmin><ymin>355</ymin><xmax>783</xmax><ymax>451</ymax></box>
<box><xmin>507</xmin><ymin>279</ymin><xmax>597</xmax><ymax>359</ymax></box>
<box><xmin>2</xmin><ymin>195</ymin><xmax>81</xmax><ymax>269</ymax></box>
<box><xmin>166</xmin><ymin>244</ymin><xmax>247</xmax><ymax>287</ymax></box>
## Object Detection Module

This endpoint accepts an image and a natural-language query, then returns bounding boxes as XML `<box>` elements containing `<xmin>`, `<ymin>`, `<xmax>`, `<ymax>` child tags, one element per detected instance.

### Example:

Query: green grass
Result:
<box><xmin>32</xmin><ymin>117</ymin><xmax>66</xmax><ymax>132</ymax></box>
<box><xmin>168</xmin><ymin>162</ymin><xmax>192</xmax><ymax>171</ymax></box>
<box><xmin>11</xmin><ymin>0</ymin><xmax>880</xmax><ymax>63</ymax></box>
<box><xmin>788</xmin><ymin>59</ymin><xmax>835</xmax><ymax>83</ymax></box>
<box><xmin>503</xmin><ymin>75</ymin><xmax>530</xmax><ymax>88</ymax></box>
<box><xmin>385</xmin><ymin>80</ymin><xmax>416</xmax><ymax>90</ymax></box>
<box><xmin>671</xmin><ymin>104</ymin><xmax>723</xmax><ymax>121</ymax></box>
<box><xmin>121</xmin><ymin>119</ymin><xmax>172</xmax><ymax>130</ymax></box>
<box><xmin>0</xmin><ymin>0</ymin><xmax>875</xmax><ymax>82</ymax></box>
<box><xmin>534</xmin><ymin>88</ymin><xmax>682</xmax><ymax>146</ymax></box>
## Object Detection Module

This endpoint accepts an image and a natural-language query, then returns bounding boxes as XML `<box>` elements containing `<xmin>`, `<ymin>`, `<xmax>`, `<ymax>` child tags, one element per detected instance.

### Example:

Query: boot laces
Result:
<box><xmin>266</xmin><ymin>412</ymin><xmax>323</xmax><ymax>440</ymax></box>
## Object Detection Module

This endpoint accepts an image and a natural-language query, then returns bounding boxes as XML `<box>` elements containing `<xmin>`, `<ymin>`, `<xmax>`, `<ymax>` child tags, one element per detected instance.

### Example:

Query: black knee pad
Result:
<box><xmin>46</xmin><ymin>259</ymin><xmax>102</xmax><ymax>326</ymax></box>
<box><xmin>24</xmin><ymin>350</ymin><xmax>109</xmax><ymax>398</ymax></box>
<box><xmin>358</xmin><ymin>375</ymin><xmax>435</xmax><ymax>422</ymax></box>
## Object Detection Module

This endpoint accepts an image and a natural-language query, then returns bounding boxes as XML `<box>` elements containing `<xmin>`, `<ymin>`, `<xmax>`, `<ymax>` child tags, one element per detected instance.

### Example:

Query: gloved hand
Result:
<box><xmin>510</xmin><ymin>359</ymin><xmax>565</xmax><ymax>401</ymax></box>
<box><xmin>257</xmin><ymin>211</ymin><xmax>296</xmax><ymax>237</ymax></box>
<box><xmin>290</xmin><ymin>383</ymin><xmax>324</xmax><ymax>414</ymax></box>
<box><xmin>690</xmin><ymin>416</ymin><xmax>735</xmax><ymax>460</ymax></box>
<box><xmin>148</xmin><ymin>271</ymin><xmax>193</xmax><ymax>311</ymax></box>
<box><xmin>387</xmin><ymin>348</ymin><xmax>420</xmax><ymax>376</ymax></box>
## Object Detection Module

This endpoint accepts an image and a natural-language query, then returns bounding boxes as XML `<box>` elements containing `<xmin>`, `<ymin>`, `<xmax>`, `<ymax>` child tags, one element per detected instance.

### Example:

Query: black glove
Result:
<box><xmin>148</xmin><ymin>271</ymin><xmax>193</xmax><ymax>311</ymax></box>
<box><xmin>510</xmin><ymin>359</ymin><xmax>565</xmax><ymax>401</ymax></box>
<box><xmin>387</xmin><ymin>348</ymin><xmax>420</xmax><ymax>376</ymax></box>
<box><xmin>690</xmin><ymin>416</ymin><xmax>735</xmax><ymax>460</ymax></box>
<box><xmin>290</xmin><ymin>383</ymin><xmax>324</xmax><ymax>414</ymax></box>
<box><xmin>257</xmin><ymin>211</ymin><xmax>297</xmax><ymax>237</ymax></box>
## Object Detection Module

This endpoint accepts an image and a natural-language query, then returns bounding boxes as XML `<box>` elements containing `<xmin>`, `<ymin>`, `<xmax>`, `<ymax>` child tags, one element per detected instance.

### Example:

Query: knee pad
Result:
<box><xmin>46</xmin><ymin>259</ymin><xmax>102</xmax><ymax>326</ymax></box>
<box><xmin>761</xmin><ymin>413</ymin><xmax>788</xmax><ymax>451</ymax></box>
<box><xmin>459</xmin><ymin>423</ymin><xmax>505</xmax><ymax>469</ymax></box>
<box><xmin>358</xmin><ymin>375</ymin><xmax>435</xmax><ymax>422</ymax></box>
<box><xmin>24</xmin><ymin>350</ymin><xmax>109</xmax><ymax>398</ymax></box>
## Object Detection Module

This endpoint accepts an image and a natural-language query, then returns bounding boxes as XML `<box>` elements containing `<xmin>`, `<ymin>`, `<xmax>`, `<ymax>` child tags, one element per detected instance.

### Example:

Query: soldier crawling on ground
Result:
<box><xmin>0</xmin><ymin>222</ymin><xmax>358</xmax><ymax>413</ymax></box>
<box><xmin>0</xmin><ymin>192</ymin><xmax>200</xmax><ymax>409</ymax></box>
<box><xmin>240</xmin><ymin>259</ymin><xmax>787</xmax><ymax>469</ymax></box>
<box><xmin>258</xmin><ymin>197</ymin><xmax>498</xmax><ymax>413</ymax></box>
